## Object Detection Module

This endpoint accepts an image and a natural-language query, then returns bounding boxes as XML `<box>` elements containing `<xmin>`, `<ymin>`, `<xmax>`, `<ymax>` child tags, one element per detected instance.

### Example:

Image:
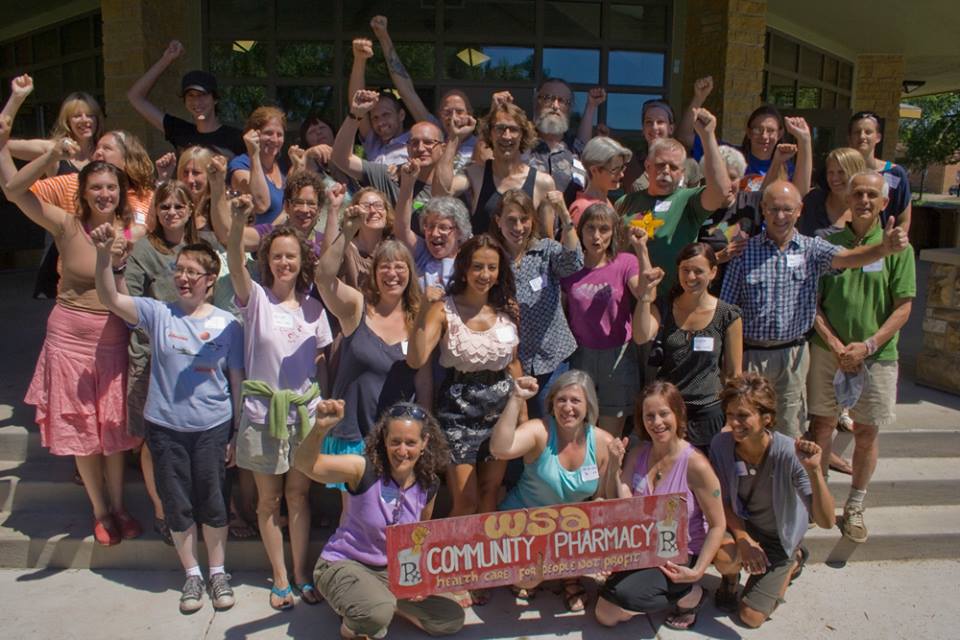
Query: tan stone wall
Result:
<box><xmin>100</xmin><ymin>0</ymin><xmax>202</xmax><ymax>157</ymax></box>
<box><xmin>853</xmin><ymin>54</ymin><xmax>904</xmax><ymax>162</ymax></box>
<box><xmin>682</xmin><ymin>0</ymin><xmax>766</xmax><ymax>144</ymax></box>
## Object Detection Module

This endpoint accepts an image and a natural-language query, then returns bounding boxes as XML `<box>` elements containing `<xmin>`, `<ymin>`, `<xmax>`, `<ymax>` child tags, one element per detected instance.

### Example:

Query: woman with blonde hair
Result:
<box><xmin>229</xmin><ymin>106</ymin><xmax>288</xmax><ymax>225</ymax></box>
<box><xmin>799</xmin><ymin>147</ymin><xmax>867</xmax><ymax>238</ymax></box>
<box><xmin>322</xmin><ymin>186</ymin><xmax>394</xmax><ymax>290</ymax></box>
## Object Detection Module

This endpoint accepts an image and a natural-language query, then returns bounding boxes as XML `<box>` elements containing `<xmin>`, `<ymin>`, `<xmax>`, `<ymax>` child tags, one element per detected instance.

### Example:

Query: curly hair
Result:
<box><xmin>283</xmin><ymin>170</ymin><xmax>326</xmax><ymax>204</ymax></box>
<box><xmin>480</xmin><ymin>101</ymin><xmax>538</xmax><ymax>154</ymax></box>
<box><xmin>77</xmin><ymin>161</ymin><xmax>129</xmax><ymax>228</ymax></box>
<box><xmin>364</xmin><ymin>403</ymin><xmax>450</xmax><ymax>490</ymax></box>
<box><xmin>635</xmin><ymin>381</ymin><xmax>688</xmax><ymax>442</ymax></box>
<box><xmin>147</xmin><ymin>180</ymin><xmax>200</xmax><ymax>254</ymax></box>
<box><xmin>446</xmin><ymin>234</ymin><xmax>520</xmax><ymax>327</ymax></box>
<box><xmin>720</xmin><ymin>373</ymin><xmax>778</xmax><ymax>428</ymax></box>
<box><xmin>361</xmin><ymin>239</ymin><xmax>422</xmax><ymax>328</ymax></box>
<box><xmin>256</xmin><ymin>226</ymin><xmax>316</xmax><ymax>295</ymax></box>
<box><xmin>490</xmin><ymin>189</ymin><xmax>539</xmax><ymax>256</ymax></box>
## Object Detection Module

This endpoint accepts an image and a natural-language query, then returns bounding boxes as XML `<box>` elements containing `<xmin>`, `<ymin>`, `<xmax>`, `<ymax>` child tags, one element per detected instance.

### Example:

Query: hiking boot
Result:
<box><xmin>841</xmin><ymin>503</ymin><xmax>868</xmax><ymax>543</ymax></box>
<box><xmin>180</xmin><ymin>575</ymin><xmax>205</xmax><ymax>614</ymax></box>
<box><xmin>208</xmin><ymin>572</ymin><xmax>236</xmax><ymax>610</ymax></box>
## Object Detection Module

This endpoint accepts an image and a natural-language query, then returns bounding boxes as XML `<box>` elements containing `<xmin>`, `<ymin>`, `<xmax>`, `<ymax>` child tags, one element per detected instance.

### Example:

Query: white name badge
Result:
<box><xmin>134</xmin><ymin>212</ymin><xmax>147</xmax><ymax>225</ymax></box>
<box><xmin>204</xmin><ymin>316</ymin><xmax>226</xmax><ymax>330</ymax></box>
<box><xmin>693</xmin><ymin>336</ymin><xmax>715</xmax><ymax>352</ymax></box>
<box><xmin>495</xmin><ymin>325</ymin><xmax>516</xmax><ymax>343</ymax></box>
<box><xmin>633</xmin><ymin>475</ymin><xmax>648</xmax><ymax>493</ymax></box>
<box><xmin>654</xmin><ymin>200</ymin><xmax>672</xmax><ymax>213</ymax></box>
<box><xmin>273</xmin><ymin>311</ymin><xmax>295</xmax><ymax>329</ymax></box>
<box><xmin>381</xmin><ymin>483</ymin><xmax>400</xmax><ymax>505</ymax></box>
<box><xmin>529</xmin><ymin>275</ymin><xmax>544</xmax><ymax>292</ymax></box>
<box><xmin>884</xmin><ymin>172</ymin><xmax>901</xmax><ymax>189</ymax></box>
<box><xmin>580</xmin><ymin>464</ymin><xmax>599</xmax><ymax>482</ymax></box>
<box><xmin>401</xmin><ymin>339</ymin><xmax>409</xmax><ymax>355</ymax></box>
<box><xmin>786</xmin><ymin>254</ymin><xmax>804</xmax><ymax>268</ymax></box>
<box><xmin>862</xmin><ymin>260</ymin><xmax>884</xmax><ymax>273</ymax></box>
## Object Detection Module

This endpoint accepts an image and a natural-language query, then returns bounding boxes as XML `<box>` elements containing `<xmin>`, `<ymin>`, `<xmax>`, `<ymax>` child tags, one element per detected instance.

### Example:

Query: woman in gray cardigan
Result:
<box><xmin>709</xmin><ymin>373</ymin><xmax>834</xmax><ymax>628</ymax></box>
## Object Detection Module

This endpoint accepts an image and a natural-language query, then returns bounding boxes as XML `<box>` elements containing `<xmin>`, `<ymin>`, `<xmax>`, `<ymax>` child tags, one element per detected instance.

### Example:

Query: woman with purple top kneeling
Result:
<box><xmin>295</xmin><ymin>400</ymin><xmax>465</xmax><ymax>639</ymax></box>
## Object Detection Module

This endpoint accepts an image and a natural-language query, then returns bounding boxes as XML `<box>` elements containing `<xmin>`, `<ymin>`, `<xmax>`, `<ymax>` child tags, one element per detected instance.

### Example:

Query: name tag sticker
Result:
<box><xmin>633</xmin><ymin>475</ymin><xmax>647</xmax><ymax>493</ymax></box>
<box><xmin>495</xmin><ymin>325</ymin><xmax>516</xmax><ymax>343</ymax></box>
<box><xmin>654</xmin><ymin>200</ymin><xmax>672</xmax><ymax>213</ymax></box>
<box><xmin>735</xmin><ymin>461</ymin><xmax>748</xmax><ymax>477</ymax></box>
<box><xmin>884</xmin><ymin>173</ymin><xmax>901</xmax><ymax>189</ymax></box>
<box><xmin>693</xmin><ymin>336</ymin><xmax>715</xmax><ymax>352</ymax></box>
<box><xmin>580</xmin><ymin>464</ymin><xmax>600</xmax><ymax>481</ymax></box>
<box><xmin>401</xmin><ymin>339</ymin><xmax>409</xmax><ymax>355</ymax></box>
<box><xmin>381</xmin><ymin>484</ymin><xmax>400</xmax><ymax>505</ymax></box>
<box><xmin>862</xmin><ymin>260</ymin><xmax>884</xmax><ymax>273</ymax></box>
<box><xmin>529</xmin><ymin>275</ymin><xmax>544</xmax><ymax>292</ymax></box>
<box><xmin>786</xmin><ymin>254</ymin><xmax>804</xmax><ymax>268</ymax></box>
<box><xmin>273</xmin><ymin>311</ymin><xmax>295</xmax><ymax>329</ymax></box>
<box><xmin>204</xmin><ymin>316</ymin><xmax>226</xmax><ymax>330</ymax></box>
<box><xmin>134</xmin><ymin>212</ymin><xmax>147</xmax><ymax>225</ymax></box>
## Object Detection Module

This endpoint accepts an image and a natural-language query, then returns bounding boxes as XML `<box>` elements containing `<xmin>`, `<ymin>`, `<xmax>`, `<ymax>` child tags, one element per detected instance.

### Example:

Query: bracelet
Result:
<box><xmin>112</xmin><ymin>262</ymin><xmax>127</xmax><ymax>275</ymax></box>
<box><xmin>865</xmin><ymin>337</ymin><xmax>878</xmax><ymax>356</ymax></box>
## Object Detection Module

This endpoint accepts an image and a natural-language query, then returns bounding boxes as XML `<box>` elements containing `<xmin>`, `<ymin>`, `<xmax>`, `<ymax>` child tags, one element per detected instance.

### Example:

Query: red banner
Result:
<box><xmin>387</xmin><ymin>494</ymin><xmax>688</xmax><ymax>598</ymax></box>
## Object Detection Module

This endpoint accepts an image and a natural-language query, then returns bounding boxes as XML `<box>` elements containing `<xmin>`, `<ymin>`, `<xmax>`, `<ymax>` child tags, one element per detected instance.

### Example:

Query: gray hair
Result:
<box><xmin>580</xmin><ymin>136</ymin><xmax>633</xmax><ymax>171</ymax></box>
<box><xmin>647</xmin><ymin>137</ymin><xmax>687</xmax><ymax>162</ymax></box>
<box><xmin>708</xmin><ymin>144</ymin><xmax>747</xmax><ymax>180</ymax></box>
<box><xmin>847</xmin><ymin>170</ymin><xmax>890</xmax><ymax>198</ymax></box>
<box><xmin>545</xmin><ymin>369</ymin><xmax>600</xmax><ymax>427</ymax></box>
<box><xmin>421</xmin><ymin>196</ymin><xmax>472</xmax><ymax>244</ymax></box>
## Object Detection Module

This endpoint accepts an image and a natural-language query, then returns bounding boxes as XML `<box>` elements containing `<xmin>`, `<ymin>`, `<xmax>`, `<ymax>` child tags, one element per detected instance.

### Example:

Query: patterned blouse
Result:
<box><xmin>512</xmin><ymin>238</ymin><xmax>584</xmax><ymax>375</ymax></box>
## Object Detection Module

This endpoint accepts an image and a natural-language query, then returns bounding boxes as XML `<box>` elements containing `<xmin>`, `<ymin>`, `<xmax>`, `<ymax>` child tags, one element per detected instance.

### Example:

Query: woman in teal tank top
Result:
<box><xmin>489</xmin><ymin>369</ymin><xmax>613</xmax><ymax>611</ymax></box>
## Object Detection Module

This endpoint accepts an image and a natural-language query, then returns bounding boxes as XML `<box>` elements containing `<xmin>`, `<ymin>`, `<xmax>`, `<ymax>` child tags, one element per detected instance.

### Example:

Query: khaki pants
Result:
<box><xmin>314</xmin><ymin>558</ymin><xmax>464</xmax><ymax>638</ymax></box>
<box><xmin>744</xmin><ymin>343</ymin><xmax>809</xmax><ymax>438</ymax></box>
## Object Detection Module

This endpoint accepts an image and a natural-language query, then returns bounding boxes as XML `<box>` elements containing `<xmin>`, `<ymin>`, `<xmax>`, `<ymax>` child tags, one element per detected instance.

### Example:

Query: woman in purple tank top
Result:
<box><xmin>294</xmin><ymin>400</ymin><xmax>464</xmax><ymax>639</ymax></box>
<box><xmin>595</xmin><ymin>382</ymin><xmax>725</xmax><ymax>631</ymax></box>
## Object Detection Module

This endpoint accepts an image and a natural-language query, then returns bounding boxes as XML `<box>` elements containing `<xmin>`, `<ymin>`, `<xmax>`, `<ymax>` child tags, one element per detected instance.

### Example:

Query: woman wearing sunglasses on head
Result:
<box><xmin>295</xmin><ymin>401</ymin><xmax>464</xmax><ymax>640</ymax></box>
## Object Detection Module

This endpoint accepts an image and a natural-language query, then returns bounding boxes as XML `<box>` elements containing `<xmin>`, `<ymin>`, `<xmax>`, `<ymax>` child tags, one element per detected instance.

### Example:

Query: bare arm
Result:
<box><xmin>315</xmin><ymin>205</ymin><xmax>365</xmax><ymax>335</ymax></box>
<box><xmin>293</xmin><ymin>400</ymin><xmax>368</xmax><ymax>486</ymax></box>
<box><xmin>722</xmin><ymin>317</ymin><xmax>743</xmax><ymax>380</ymax></box>
<box><xmin>432</xmin><ymin>115</ymin><xmax>475</xmax><ymax>196</ymax></box>
<box><xmin>577</xmin><ymin>88</ymin><xmax>605</xmax><ymax>146</ymax></box>
<box><xmin>0</xmin><ymin>135</ymin><xmax>70</xmax><ymax>235</ymax></box>
<box><xmin>91</xmin><ymin>224</ymin><xmax>139</xmax><ymax>325</ymax></box>
<box><xmin>489</xmin><ymin>378</ymin><xmax>543</xmax><ymax>460</ymax></box>
<box><xmin>208</xmin><ymin>155</ymin><xmax>258</xmax><ymax>249</ymax></box>
<box><xmin>604</xmin><ymin>439</ymin><xmax>637</xmax><ymax>500</ymax></box>
<box><xmin>628</xmin><ymin>229</ymin><xmax>662</xmax><ymax>344</ymax></box>
<box><xmin>796</xmin><ymin>440</ymin><xmax>835</xmax><ymax>529</ymax></box>
<box><xmin>831</xmin><ymin>217</ymin><xmax>907</xmax><ymax>269</ymax></box>
<box><xmin>694</xmin><ymin>108</ymin><xmax>731</xmax><ymax>211</ymax></box>
<box><xmin>233</xmin><ymin>130</ymin><xmax>271</xmax><ymax>214</ymax></box>
<box><xmin>676</xmin><ymin>76</ymin><xmax>713</xmax><ymax>150</ymax></box>
<box><xmin>371</xmin><ymin>16</ymin><xmax>431</xmax><ymax>123</ymax></box>
<box><xmin>126</xmin><ymin>40</ymin><xmax>183</xmax><ymax>132</ymax></box>
<box><xmin>674</xmin><ymin>454</ymin><xmax>726</xmax><ymax>581</ymax></box>
<box><xmin>226</xmin><ymin>194</ymin><xmax>255</xmax><ymax>305</ymax></box>
<box><xmin>785</xmin><ymin>117</ymin><xmax>813</xmax><ymax>195</ymax></box>
<box><xmin>393</xmin><ymin>160</ymin><xmax>421</xmax><ymax>251</ymax></box>
<box><xmin>406</xmin><ymin>299</ymin><xmax>445</xmax><ymax>369</ymax></box>
<box><xmin>347</xmin><ymin>39</ymin><xmax>374</xmax><ymax>140</ymax></box>
<box><xmin>332</xmin><ymin>90</ymin><xmax>379</xmax><ymax>181</ymax></box>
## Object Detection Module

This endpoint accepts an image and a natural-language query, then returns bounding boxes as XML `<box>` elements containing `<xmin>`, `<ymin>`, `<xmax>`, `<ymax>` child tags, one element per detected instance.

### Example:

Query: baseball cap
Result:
<box><xmin>180</xmin><ymin>70</ymin><xmax>218</xmax><ymax>97</ymax></box>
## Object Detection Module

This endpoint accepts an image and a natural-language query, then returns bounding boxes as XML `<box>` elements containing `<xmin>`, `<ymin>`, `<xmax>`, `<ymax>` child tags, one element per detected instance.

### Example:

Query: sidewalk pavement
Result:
<box><xmin>2</xmin><ymin>560</ymin><xmax>957</xmax><ymax>639</ymax></box>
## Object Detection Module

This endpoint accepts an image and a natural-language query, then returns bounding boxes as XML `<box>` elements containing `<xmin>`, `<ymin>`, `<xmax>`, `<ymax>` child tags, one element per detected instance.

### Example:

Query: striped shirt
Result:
<box><xmin>720</xmin><ymin>230</ymin><xmax>841</xmax><ymax>343</ymax></box>
<box><xmin>30</xmin><ymin>173</ymin><xmax>155</xmax><ymax>228</ymax></box>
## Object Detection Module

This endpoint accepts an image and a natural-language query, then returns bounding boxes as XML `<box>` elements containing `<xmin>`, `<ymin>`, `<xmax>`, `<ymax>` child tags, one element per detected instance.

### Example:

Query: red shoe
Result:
<box><xmin>93</xmin><ymin>516</ymin><xmax>121</xmax><ymax>546</ymax></box>
<box><xmin>112</xmin><ymin>509</ymin><xmax>143</xmax><ymax>540</ymax></box>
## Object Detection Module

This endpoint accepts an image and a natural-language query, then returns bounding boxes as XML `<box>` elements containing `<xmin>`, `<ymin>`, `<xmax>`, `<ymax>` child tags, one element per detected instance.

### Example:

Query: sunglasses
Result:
<box><xmin>388</xmin><ymin>403</ymin><xmax>427</xmax><ymax>421</ymax></box>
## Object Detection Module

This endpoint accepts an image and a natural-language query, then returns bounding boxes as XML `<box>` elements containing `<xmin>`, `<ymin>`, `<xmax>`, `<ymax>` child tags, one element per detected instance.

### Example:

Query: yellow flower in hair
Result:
<box><xmin>630</xmin><ymin>211</ymin><xmax>665</xmax><ymax>237</ymax></box>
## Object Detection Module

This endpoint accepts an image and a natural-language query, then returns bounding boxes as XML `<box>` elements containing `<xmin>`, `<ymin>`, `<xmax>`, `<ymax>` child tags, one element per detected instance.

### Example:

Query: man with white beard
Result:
<box><xmin>525</xmin><ymin>78</ymin><xmax>595</xmax><ymax>205</ymax></box>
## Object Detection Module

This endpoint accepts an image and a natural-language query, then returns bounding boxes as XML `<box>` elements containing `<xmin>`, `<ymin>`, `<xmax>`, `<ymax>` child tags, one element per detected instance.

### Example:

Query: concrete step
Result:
<box><xmin>826</xmin><ymin>457</ymin><xmax>960</xmax><ymax>507</ymax></box>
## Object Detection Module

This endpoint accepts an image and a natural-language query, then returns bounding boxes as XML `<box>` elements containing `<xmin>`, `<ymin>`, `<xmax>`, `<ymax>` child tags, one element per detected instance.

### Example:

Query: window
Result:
<box><xmin>763</xmin><ymin>30</ymin><xmax>852</xmax><ymax>110</ymax></box>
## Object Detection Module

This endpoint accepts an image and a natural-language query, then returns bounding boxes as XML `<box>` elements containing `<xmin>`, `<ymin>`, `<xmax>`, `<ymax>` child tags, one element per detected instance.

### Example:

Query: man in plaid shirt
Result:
<box><xmin>720</xmin><ymin>179</ymin><xmax>909</xmax><ymax>436</ymax></box>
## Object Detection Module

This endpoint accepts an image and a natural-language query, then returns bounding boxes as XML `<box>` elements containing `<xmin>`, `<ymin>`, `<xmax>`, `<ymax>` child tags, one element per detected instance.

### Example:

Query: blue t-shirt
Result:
<box><xmin>691</xmin><ymin>135</ymin><xmax>793</xmax><ymax>191</ymax></box>
<box><xmin>414</xmin><ymin>238</ymin><xmax>455</xmax><ymax>290</ymax></box>
<box><xmin>227</xmin><ymin>153</ymin><xmax>286</xmax><ymax>225</ymax></box>
<box><xmin>133</xmin><ymin>298</ymin><xmax>245</xmax><ymax>431</ymax></box>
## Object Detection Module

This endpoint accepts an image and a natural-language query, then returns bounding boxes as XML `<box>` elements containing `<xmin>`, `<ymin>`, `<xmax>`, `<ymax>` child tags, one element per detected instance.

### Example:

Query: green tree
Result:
<box><xmin>900</xmin><ymin>92</ymin><xmax>960</xmax><ymax>199</ymax></box>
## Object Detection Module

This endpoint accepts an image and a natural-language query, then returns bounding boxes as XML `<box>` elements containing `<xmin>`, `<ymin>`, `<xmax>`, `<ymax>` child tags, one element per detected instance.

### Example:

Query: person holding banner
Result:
<box><xmin>709</xmin><ymin>373</ymin><xmax>834</xmax><ymax>628</ymax></box>
<box><xmin>294</xmin><ymin>400</ymin><xmax>465</xmax><ymax>639</ymax></box>
<box><xmin>597</xmin><ymin>381</ymin><xmax>725</xmax><ymax>631</ymax></box>
<box><xmin>490</xmin><ymin>370</ymin><xmax>613</xmax><ymax>610</ymax></box>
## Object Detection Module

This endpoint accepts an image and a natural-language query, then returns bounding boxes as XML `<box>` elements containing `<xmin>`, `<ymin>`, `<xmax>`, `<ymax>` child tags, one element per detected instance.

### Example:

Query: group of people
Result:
<box><xmin>0</xmin><ymin>14</ymin><xmax>916</xmax><ymax>637</ymax></box>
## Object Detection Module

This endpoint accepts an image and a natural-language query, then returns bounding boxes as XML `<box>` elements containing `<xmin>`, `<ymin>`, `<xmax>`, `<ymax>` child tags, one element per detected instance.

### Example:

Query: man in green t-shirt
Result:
<box><xmin>808</xmin><ymin>171</ymin><xmax>915</xmax><ymax>545</ymax></box>
<box><xmin>615</xmin><ymin>108</ymin><xmax>730</xmax><ymax>295</ymax></box>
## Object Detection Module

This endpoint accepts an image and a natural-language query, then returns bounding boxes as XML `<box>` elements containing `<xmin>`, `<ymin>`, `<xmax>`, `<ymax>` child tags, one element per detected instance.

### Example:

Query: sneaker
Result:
<box><xmin>841</xmin><ymin>503</ymin><xmax>868</xmax><ymax>543</ymax></box>
<box><xmin>180</xmin><ymin>575</ymin><xmax>205</xmax><ymax>614</ymax></box>
<box><xmin>208</xmin><ymin>572</ymin><xmax>236</xmax><ymax>610</ymax></box>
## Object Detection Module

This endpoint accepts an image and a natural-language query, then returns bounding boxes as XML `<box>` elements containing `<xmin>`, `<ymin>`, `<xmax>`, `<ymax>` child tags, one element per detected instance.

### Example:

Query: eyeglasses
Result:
<box><xmin>408</xmin><ymin>138</ymin><xmax>441</xmax><ymax>149</ymax></box>
<box><xmin>158</xmin><ymin>203</ymin><xmax>189</xmax><ymax>211</ymax></box>
<box><xmin>492</xmin><ymin>123</ymin><xmax>522</xmax><ymax>136</ymax></box>
<box><xmin>290</xmin><ymin>198</ymin><xmax>319</xmax><ymax>209</ymax></box>
<box><xmin>388</xmin><ymin>403</ymin><xmax>427</xmax><ymax>421</ymax></box>
<box><xmin>537</xmin><ymin>93</ymin><xmax>572</xmax><ymax>107</ymax></box>
<box><xmin>357</xmin><ymin>201</ymin><xmax>386</xmax><ymax>212</ymax></box>
<box><xmin>173</xmin><ymin>266</ymin><xmax>211</xmax><ymax>279</ymax></box>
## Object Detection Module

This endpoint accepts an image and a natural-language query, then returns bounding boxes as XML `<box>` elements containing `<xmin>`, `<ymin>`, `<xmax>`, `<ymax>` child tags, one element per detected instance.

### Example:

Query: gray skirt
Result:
<box><xmin>436</xmin><ymin>368</ymin><xmax>513</xmax><ymax>465</ymax></box>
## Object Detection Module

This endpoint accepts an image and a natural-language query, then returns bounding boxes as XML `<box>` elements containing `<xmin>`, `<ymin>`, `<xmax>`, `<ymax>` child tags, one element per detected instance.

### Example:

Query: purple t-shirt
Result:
<box><xmin>561</xmin><ymin>252</ymin><xmax>639</xmax><ymax>350</ymax></box>
<box><xmin>236</xmin><ymin>281</ymin><xmax>333</xmax><ymax>424</ymax></box>
<box><xmin>321</xmin><ymin>462</ymin><xmax>437</xmax><ymax>567</ymax></box>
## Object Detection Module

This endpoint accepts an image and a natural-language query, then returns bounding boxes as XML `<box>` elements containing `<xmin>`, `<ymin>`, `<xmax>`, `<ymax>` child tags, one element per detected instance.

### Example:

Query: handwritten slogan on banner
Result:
<box><xmin>386</xmin><ymin>494</ymin><xmax>688</xmax><ymax>598</ymax></box>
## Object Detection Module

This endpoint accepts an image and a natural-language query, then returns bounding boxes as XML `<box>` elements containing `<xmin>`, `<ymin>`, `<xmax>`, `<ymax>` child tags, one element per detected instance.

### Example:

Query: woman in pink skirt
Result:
<box><xmin>0</xmin><ymin>117</ymin><xmax>143</xmax><ymax>545</ymax></box>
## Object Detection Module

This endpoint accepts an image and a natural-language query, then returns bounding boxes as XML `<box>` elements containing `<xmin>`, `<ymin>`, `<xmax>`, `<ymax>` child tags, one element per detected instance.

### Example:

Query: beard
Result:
<box><xmin>536</xmin><ymin>111</ymin><xmax>569</xmax><ymax>136</ymax></box>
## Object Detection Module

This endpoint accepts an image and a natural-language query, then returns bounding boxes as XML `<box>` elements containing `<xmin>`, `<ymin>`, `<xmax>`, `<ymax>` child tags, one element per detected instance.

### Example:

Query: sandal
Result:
<box><xmin>469</xmin><ymin>589</ymin><xmax>491</xmax><ymax>606</ymax></box>
<box><xmin>112</xmin><ymin>509</ymin><xmax>142</xmax><ymax>540</ymax></box>
<box><xmin>510</xmin><ymin>584</ymin><xmax>539</xmax><ymax>601</ymax></box>
<box><xmin>228</xmin><ymin>516</ymin><xmax>259</xmax><ymax>540</ymax></box>
<box><xmin>714</xmin><ymin>575</ymin><xmax>738</xmax><ymax>612</ymax></box>
<box><xmin>452</xmin><ymin>590</ymin><xmax>473</xmax><ymax>609</ymax></box>
<box><xmin>790</xmin><ymin>545</ymin><xmax>809</xmax><ymax>584</ymax></box>
<box><xmin>293</xmin><ymin>582</ymin><xmax>321</xmax><ymax>605</ymax></box>
<box><xmin>664</xmin><ymin>586</ymin><xmax>706</xmax><ymax>631</ymax></box>
<box><xmin>270</xmin><ymin>584</ymin><xmax>294</xmax><ymax>611</ymax></box>
<box><xmin>828</xmin><ymin>452</ymin><xmax>853</xmax><ymax>475</ymax></box>
<box><xmin>561</xmin><ymin>579</ymin><xmax>587</xmax><ymax>612</ymax></box>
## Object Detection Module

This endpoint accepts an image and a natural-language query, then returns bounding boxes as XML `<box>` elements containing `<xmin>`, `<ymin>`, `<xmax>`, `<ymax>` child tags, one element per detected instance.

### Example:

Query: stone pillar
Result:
<box><xmin>682</xmin><ymin>0</ymin><xmax>767</xmax><ymax>144</ymax></box>
<box><xmin>853</xmin><ymin>54</ymin><xmax>905</xmax><ymax>162</ymax></box>
<box><xmin>100</xmin><ymin>0</ymin><xmax>199</xmax><ymax>156</ymax></box>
